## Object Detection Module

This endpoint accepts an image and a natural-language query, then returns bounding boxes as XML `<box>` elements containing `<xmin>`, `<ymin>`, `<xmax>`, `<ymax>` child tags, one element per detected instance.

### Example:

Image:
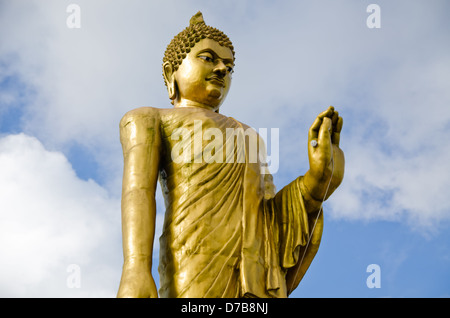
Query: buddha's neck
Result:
<box><xmin>174</xmin><ymin>98</ymin><xmax>219</xmax><ymax>112</ymax></box>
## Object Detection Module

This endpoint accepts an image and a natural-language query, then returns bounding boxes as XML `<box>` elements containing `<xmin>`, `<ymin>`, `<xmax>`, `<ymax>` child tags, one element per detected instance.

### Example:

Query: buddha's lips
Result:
<box><xmin>207</xmin><ymin>76</ymin><xmax>225</xmax><ymax>86</ymax></box>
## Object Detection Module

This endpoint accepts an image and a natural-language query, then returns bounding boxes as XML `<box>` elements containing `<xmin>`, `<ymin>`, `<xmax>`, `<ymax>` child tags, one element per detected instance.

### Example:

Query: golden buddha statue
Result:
<box><xmin>117</xmin><ymin>12</ymin><xmax>344</xmax><ymax>298</ymax></box>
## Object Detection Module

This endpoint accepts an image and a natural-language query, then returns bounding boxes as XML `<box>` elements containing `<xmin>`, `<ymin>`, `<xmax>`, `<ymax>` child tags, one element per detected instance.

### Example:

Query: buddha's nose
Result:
<box><xmin>213</xmin><ymin>60</ymin><xmax>227</xmax><ymax>76</ymax></box>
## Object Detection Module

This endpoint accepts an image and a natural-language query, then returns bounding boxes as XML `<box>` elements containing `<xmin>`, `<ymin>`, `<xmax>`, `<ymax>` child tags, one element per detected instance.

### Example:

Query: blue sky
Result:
<box><xmin>0</xmin><ymin>0</ymin><xmax>449</xmax><ymax>297</ymax></box>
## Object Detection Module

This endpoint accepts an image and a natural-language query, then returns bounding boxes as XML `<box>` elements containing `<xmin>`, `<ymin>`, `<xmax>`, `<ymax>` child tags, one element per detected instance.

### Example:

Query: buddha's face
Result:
<box><xmin>170</xmin><ymin>38</ymin><xmax>234</xmax><ymax>111</ymax></box>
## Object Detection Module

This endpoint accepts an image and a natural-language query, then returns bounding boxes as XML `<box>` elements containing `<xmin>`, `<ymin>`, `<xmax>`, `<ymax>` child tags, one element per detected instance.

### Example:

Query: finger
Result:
<box><xmin>331</xmin><ymin>110</ymin><xmax>339</xmax><ymax>128</ymax></box>
<box><xmin>309</xmin><ymin>106</ymin><xmax>334</xmax><ymax>141</ymax></box>
<box><xmin>308</xmin><ymin>116</ymin><xmax>322</xmax><ymax>141</ymax></box>
<box><xmin>332</xmin><ymin>117</ymin><xmax>343</xmax><ymax>146</ymax></box>
<box><xmin>336</xmin><ymin>116</ymin><xmax>343</xmax><ymax>133</ymax></box>
<box><xmin>332</xmin><ymin>132</ymin><xmax>340</xmax><ymax>146</ymax></box>
<box><xmin>317</xmin><ymin>106</ymin><xmax>335</xmax><ymax>120</ymax></box>
<box><xmin>318</xmin><ymin>117</ymin><xmax>332</xmax><ymax>150</ymax></box>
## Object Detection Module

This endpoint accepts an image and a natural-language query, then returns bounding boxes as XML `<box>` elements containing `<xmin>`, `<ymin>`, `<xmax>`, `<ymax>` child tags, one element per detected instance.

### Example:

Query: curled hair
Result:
<box><xmin>163</xmin><ymin>12</ymin><xmax>235</xmax><ymax>86</ymax></box>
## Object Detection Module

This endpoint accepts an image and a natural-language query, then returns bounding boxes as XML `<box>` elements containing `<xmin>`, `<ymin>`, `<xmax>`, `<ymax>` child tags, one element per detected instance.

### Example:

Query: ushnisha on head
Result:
<box><xmin>162</xmin><ymin>12</ymin><xmax>235</xmax><ymax>111</ymax></box>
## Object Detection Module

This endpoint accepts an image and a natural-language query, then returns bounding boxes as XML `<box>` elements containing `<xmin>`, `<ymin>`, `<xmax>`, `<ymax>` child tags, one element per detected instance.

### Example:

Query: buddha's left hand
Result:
<box><xmin>303</xmin><ymin>106</ymin><xmax>345</xmax><ymax>202</ymax></box>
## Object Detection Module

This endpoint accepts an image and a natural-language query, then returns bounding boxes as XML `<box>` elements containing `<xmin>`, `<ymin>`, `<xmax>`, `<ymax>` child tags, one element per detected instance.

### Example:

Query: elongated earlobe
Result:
<box><xmin>168</xmin><ymin>81</ymin><xmax>176</xmax><ymax>100</ymax></box>
<box><xmin>163</xmin><ymin>62</ymin><xmax>177</xmax><ymax>102</ymax></box>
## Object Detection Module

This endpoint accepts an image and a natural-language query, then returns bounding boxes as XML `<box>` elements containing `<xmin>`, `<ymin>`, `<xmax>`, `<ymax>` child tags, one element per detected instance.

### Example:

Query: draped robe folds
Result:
<box><xmin>120</xmin><ymin>106</ymin><xmax>323</xmax><ymax>298</ymax></box>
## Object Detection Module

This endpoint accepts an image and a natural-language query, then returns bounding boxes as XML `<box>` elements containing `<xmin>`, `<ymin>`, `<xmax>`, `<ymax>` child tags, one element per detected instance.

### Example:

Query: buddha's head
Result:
<box><xmin>162</xmin><ymin>12</ymin><xmax>235</xmax><ymax>112</ymax></box>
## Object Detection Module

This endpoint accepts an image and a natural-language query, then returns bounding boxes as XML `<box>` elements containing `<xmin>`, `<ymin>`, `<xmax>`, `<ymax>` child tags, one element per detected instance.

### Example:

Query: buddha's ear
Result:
<box><xmin>163</xmin><ymin>62</ymin><xmax>177</xmax><ymax>102</ymax></box>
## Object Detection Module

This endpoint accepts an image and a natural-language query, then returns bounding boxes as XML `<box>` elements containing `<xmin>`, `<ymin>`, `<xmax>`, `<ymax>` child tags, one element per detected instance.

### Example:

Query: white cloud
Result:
<box><xmin>0</xmin><ymin>134</ymin><xmax>121</xmax><ymax>297</ymax></box>
<box><xmin>328</xmin><ymin>118</ymin><xmax>450</xmax><ymax>235</ymax></box>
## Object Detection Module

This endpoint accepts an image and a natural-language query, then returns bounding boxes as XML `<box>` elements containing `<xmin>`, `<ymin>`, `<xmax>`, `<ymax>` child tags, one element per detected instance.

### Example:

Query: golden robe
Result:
<box><xmin>120</xmin><ymin>106</ymin><xmax>323</xmax><ymax>298</ymax></box>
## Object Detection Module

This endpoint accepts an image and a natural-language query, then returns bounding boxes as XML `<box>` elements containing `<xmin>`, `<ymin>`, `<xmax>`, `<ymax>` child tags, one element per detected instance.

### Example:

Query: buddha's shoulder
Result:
<box><xmin>120</xmin><ymin>106</ymin><xmax>160</xmax><ymax>120</ymax></box>
<box><xmin>120</xmin><ymin>106</ymin><xmax>231</xmax><ymax>128</ymax></box>
<box><xmin>120</xmin><ymin>106</ymin><xmax>173</xmax><ymax>127</ymax></box>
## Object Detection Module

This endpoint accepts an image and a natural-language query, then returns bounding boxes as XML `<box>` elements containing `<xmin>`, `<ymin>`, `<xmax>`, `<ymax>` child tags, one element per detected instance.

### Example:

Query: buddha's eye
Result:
<box><xmin>227</xmin><ymin>66</ymin><xmax>234</xmax><ymax>74</ymax></box>
<box><xmin>198</xmin><ymin>54</ymin><xmax>213</xmax><ymax>62</ymax></box>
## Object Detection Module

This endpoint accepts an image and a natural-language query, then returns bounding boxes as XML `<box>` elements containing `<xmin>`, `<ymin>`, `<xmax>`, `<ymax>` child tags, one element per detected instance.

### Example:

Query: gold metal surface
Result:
<box><xmin>117</xmin><ymin>12</ymin><xmax>344</xmax><ymax>298</ymax></box>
